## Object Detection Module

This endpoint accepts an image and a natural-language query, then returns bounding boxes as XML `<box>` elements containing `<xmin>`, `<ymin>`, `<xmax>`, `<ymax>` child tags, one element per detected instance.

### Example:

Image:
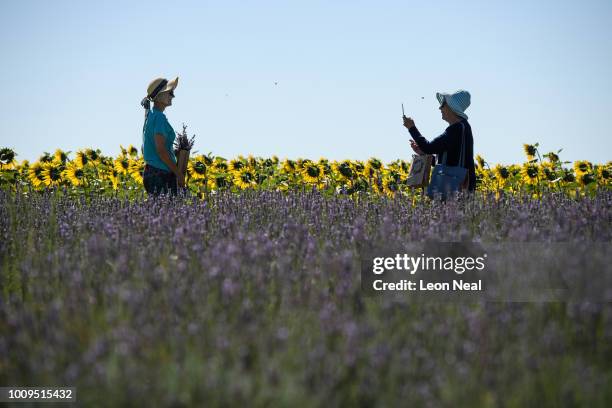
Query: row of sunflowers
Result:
<box><xmin>0</xmin><ymin>144</ymin><xmax>610</xmax><ymax>198</ymax></box>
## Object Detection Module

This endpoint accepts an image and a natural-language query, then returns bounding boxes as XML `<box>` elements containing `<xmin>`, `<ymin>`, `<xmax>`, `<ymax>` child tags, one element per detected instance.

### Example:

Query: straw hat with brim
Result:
<box><xmin>436</xmin><ymin>90</ymin><xmax>470</xmax><ymax>120</ymax></box>
<box><xmin>147</xmin><ymin>76</ymin><xmax>179</xmax><ymax>99</ymax></box>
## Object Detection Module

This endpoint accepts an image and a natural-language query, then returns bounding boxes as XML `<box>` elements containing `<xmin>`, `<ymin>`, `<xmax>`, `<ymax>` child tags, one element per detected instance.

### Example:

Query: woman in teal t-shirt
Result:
<box><xmin>140</xmin><ymin>76</ymin><xmax>185</xmax><ymax>196</ymax></box>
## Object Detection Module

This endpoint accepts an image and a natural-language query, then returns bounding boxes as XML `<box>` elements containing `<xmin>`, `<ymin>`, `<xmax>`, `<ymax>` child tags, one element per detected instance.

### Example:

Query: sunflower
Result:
<box><xmin>41</xmin><ymin>162</ymin><xmax>63</xmax><ymax>187</ymax></box>
<box><xmin>544</xmin><ymin>151</ymin><xmax>560</xmax><ymax>163</ymax></box>
<box><xmin>364</xmin><ymin>158</ymin><xmax>383</xmax><ymax>179</ymax></box>
<box><xmin>208</xmin><ymin>173</ymin><xmax>231</xmax><ymax>190</ymax></box>
<box><xmin>0</xmin><ymin>148</ymin><xmax>16</xmax><ymax>168</ymax></box>
<box><xmin>301</xmin><ymin>161</ymin><xmax>324</xmax><ymax>184</ymax></box>
<box><xmin>201</xmin><ymin>154</ymin><xmax>214</xmax><ymax>166</ymax></box>
<box><xmin>38</xmin><ymin>152</ymin><xmax>53</xmax><ymax>163</ymax></box>
<box><xmin>561</xmin><ymin>169</ymin><xmax>575</xmax><ymax>183</ymax></box>
<box><xmin>318</xmin><ymin>158</ymin><xmax>332</xmax><ymax>176</ymax></box>
<box><xmin>573</xmin><ymin>160</ymin><xmax>592</xmax><ymax>176</ymax></box>
<box><xmin>475</xmin><ymin>154</ymin><xmax>486</xmax><ymax>170</ymax></box>
<box><xmin>62</xmin><ymin>161</ymin><xmax>86</xmax><ymax>186</ymax></box>
<box><xmin>282</xmin><ymin>159</ymin><xmax>297</xmax><ymax>174</ymax></box>
<box><xmin>261</xmin><ymin>158</ymin><xmax>276</xmax><ymax>170</ymax></box>
<box><xmin>493</xmin><ymin>164</ymin><xmax>510</xmax><ymax>181</ymax></box>
<box><xmin>188</xmin><ymin>155</ymin><xmax>208</xmax><ymax>180</ymax></box>
<box><xmin>127</xmin><ymin>145</ymin><xmax>139</xmax><ymax>157</ymax></box>
<box><xmin>520</xmin><ymin>163</ymin><xmax>539</xmax><ymax>185</ymax></box>
<box><xmin>212</xmin><ymin>158</ymin><xmax>229</xmax><ymax>173</ymax></box>
<box><xmin>353</xmin><ymin>176</ymin><xmax>369</xmax><ymax>192</ymax></box>
<box><xmin>540</xmin><ymin>162</ymin><xmax>558</xmax><ymax>182</ymax></box>
<box><xmin>106</xmin><ymin>167</ymin><xmax>120</xmax><ymax>190</ymax></box>
<box><xmin>74</xmin><ymin>150</ymin><xmax>90</xmax><ymax>168</ymax></box>
<box><xmin>114</xmin><ymin>155</ymin><xmax>130</xmax><ymax>175</ymax></box>
<box><xmin>17</xmin><ymin>160</ymin><xmax>30</xmax><ymax>176</ymax></box>
<box><xmin>353</xmin><ymin>161</ymin><xmax>365</xmax><ymax>175</ymax></box>
<box><xmin>577</xmin><ymin>172</ymin><xmax>595</xmax><ymax>186</ymax></box>
<box><xmin>85</xmin><ymin>148</ymin><xmax>100</xmax><ymax>163</ymax></box>
<box><xmin>233</xmin><ymin>167</ymin><xmax>257</xmax><ymax>189</ymax></box>
<box><xmin>53</xmin><ymin>149</ymin><xmax>69</xmax><ymax>165</ymax></box>
<box><xmin>523</xmin><ymin>144</ymin><xmax>537</xmax><ymax>161</ymax></box>
<box><xmin>363</xmin><ymin>165</ymin><xmax>377</xmax><ymax>179</ymax></box>
<box><xmin>383</xmin><ymin>168</ymin><xmax>404</xmax><ymax>184</ymax></box>
<box><xmin>596</xmin><ymin>164</ymin><xmax>611</xmax><ymax>183</ymax></box>
<box><xmin>128</xmin><ymin>159</ymin><xmax>144</xmax><ymax>184</ymax></box>
<box><xmin>229</xmin><ymin>158</ymin><xmax>245</xmax><ymax>172</ymax></box>
<box><xmin>28</xmin><ymin>162</ymin><xmax>45</xmax><ymax>187</ymax></box>
<box><xmin>335</xmin><ymin>160</ymin><xmax>354</xmax><ymax>180</ymax></box>
<box><xmin>247</xmin><ymin>155</ymin><xmax>258</xmax><ymax>168</ymax></box>
<box><xmin>382</xmin><ymin>175</ymin><xmax>400</xmax><ymax>196</ymax></box>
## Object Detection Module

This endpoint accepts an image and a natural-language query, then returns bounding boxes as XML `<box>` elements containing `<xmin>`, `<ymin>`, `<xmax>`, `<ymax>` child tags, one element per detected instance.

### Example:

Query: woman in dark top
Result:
<box><xmin>403</xmin><ymin>90</ymin><xmax>476</xmax><ymax>192</ymax></box>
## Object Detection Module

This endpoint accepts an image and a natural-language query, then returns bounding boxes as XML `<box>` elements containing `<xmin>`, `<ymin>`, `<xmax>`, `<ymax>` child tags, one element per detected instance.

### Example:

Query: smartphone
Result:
<box><xmin>402</xmin><ymin>103</ymin><xmax>405</xmax><ymax>117</ymax></box>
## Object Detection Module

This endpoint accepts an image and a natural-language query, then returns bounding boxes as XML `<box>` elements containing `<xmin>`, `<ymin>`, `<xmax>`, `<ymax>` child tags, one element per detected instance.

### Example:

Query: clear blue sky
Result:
<box><xmin>1</xmin><ymin>0</ymin><xmax>610</xmax><ymax>165</ymax></box>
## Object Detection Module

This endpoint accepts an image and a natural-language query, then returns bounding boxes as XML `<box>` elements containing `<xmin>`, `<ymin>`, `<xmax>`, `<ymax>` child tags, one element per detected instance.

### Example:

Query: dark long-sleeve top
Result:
<box><xmin>408</xmin><ymin>119</ymin><xmax>476</xmax><ymax>192</ymax></box>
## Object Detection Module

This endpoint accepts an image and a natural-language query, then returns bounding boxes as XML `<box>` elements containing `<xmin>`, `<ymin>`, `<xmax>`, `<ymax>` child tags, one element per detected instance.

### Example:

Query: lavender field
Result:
<box><xmin>1</xmin><ymin>188</ymin><xmax>611</xmax><ymax>406</ymax></box>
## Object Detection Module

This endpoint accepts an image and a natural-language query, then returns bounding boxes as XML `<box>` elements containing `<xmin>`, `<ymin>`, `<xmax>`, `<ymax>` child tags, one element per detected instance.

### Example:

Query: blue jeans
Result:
<box><xmin>143</xmin><ymin>164</ymin><xmax>177</xmax><ymax>196</ymax></box>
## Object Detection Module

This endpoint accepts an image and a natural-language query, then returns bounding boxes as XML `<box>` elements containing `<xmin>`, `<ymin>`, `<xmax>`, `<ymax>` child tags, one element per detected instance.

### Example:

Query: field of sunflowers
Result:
<box><xmin>0</xmin><ymin>142</ymin><xmax>609</xmax><ymax>198</ymax></box>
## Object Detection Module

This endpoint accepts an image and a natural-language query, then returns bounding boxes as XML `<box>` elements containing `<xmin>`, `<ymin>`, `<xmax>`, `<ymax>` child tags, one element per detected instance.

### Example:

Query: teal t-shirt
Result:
<box><xmin>142</xmin><ymin>108</ymin><xmax>176</xmax><ymax>171</ymax></box>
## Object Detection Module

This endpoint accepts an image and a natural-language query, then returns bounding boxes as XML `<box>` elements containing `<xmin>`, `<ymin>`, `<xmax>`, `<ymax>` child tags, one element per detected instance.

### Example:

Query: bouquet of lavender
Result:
<box><xmin>174</xmin><ymin>123</ymin><xmax>196</xmax><ymax>177</ymax></box>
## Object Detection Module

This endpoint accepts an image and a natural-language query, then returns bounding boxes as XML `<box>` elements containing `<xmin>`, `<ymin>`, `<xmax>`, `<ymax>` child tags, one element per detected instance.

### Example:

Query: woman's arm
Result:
<box><xmin>408</xmin><ymin>127</ymin><xmax>455</xmax><ymax>155</ymax></box>
<box><xmin>154</xmin><ymin>133</ymin><xmax>180</xmax><ymax>175</ymax></box>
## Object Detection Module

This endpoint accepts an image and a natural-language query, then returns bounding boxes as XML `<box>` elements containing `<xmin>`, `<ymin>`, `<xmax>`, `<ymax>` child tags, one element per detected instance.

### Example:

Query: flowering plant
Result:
<box><xmin>174</xmin><ymin>123</ymin><xmax>196</xmax><ymax>179</ymax></box>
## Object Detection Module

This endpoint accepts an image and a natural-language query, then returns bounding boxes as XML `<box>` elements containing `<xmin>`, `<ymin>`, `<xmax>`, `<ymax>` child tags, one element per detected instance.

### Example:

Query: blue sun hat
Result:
<box><xmin>436</xmin><ymin>90</ymin><xmax>471</xmax><ymax>120</ymax></box>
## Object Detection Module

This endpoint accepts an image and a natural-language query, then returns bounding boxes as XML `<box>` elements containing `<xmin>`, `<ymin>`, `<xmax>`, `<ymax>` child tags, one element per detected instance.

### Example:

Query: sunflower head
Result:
<box><xmin>53</xmin><ymin>149</ymin><xmax>69</xmax><ymax>164</ymax></box>
<box><xmin>114</xmin><ymin>155</ymin><xmax>130</xmax><ymax>175</ymax></box>
<box><xmin>85</xmin><ymin>148</ymin><xmax>100</xmax><ymax>163</ymax></box>
<box><xmin>75</xmin><ymin>150</ymin><xmax>89</xmax><ymax>168</ymax></box>
<box><xmin>475</xmin><ymin>154</ymin><xmax>486</xmax><ymax>169</ymax></box>
<box><xmin>17</xmin><ymin>160</ymin><xmax>30</xmax><ymax>174</ymax></box>
<box><xmin>234</xmin><ymin>167</ymin><xmax>256</xmax><ymax>189</ymax></box>
<box><xmin>188</xmin><ymin>155</ymin><xmax>208</xmax><ymax>180</ymax></box>
<box><xmin>561</xmin><ymin>169</ymin><xmax>575</xmax><ymax>183</ymax></box>
<box><xmin>302</xmin><ymin>162</ymin><xmax>323</xmax><ymax>183</ymax></box>
<box><xmin>127</xmin><ymin>145</ymin><xmax>139</xmax><ymax>157</ymax></box>
<box><xmin>520</xmin><ymin>163</ymin><xmax>539</xmax><ymax>184</ymax></box>
<box><xmin>262</xmin><ymin>158</ymin><xmax>276</xmax><ymax>169</ymax></box>
<box><xmin>28</xmin><ymin>162</ymin><xmax>45</xmax><ymax>187</ymax></box>
<box><xmin>382</xmin><ymin>176</ymin><xmax>399</xmax><ymax>196</ymax></box>
<box><xmin>0</xmin><ymin>148</ymin><xmax>16</xmax><ymax>166</ymax></box>
<box><xmin>353</xmin><ymin>176</ymin><xmax>369</xmax><ymax>192</ymax></box>
<box><xmin>493</xmin><ymin>164</ymin><xmax>510</xmax><ymax>180</ymax></box>
<box><xmin>573</xmin><ymin>160</ymin><xmax>592</xmax><ymax>175</ymax></box>
<box><xmin>63</xmin><ymin>162</ymin><xmax>86</xmax><ymax>186</ymax></box>
<box><xmin>577</xmin><ymin>172</ymin><xmax>595</xmax><ymax>186</ymax></box>
<box><xmin>540</xmin><ymin>162</ymin><xmax>558</xmax><ymax>181</ymax></box>
<box><xmin>282</xmin><ymin>159</ymin><xmax>297</xmax><ymax>173</ymax></box>
<box><xmin>128</xmin><ymin>159</ymin><xmax>144</xmax><ymax>184</ymax></box>
<box><xmin>229</xmin><ymin>158</ymin><xmax>245</xmax><ymax>172</ymax></box>
<box><xmin>544</xmin><ymin>152</ymin><xmax>560</xmax><ymax>163</ymax></box>
<box><xmin>247</xmin><ymin>155</ymin><xmax>258</xmax><ymax>168</ymax></box>
<box><xmin>212</xmin><ymin>158</ymin><xmax>229</xmax><ymax>173</ymax></box>
<box><xmin>336</xmin><ymin>160</ymin><xmax>353</xmax><ymax>179</ymax></box>
<box><xmin>596</xmin><ymin>164</ymin><xmax>611</xmax><ymax>182</ymax></box>
<box><xmin>41</xmin><ymin>162</ymin><xmax>64</xmax><ymax>186</ymax></box>
<box><xmin>367</xmin><ymin>158</ymin><xmax>383</xmax><ymax>171</ymax></box>
<box><xmin>523</xmin><ymin>144</ymin><xmax>537</xmax><ymax>160</ymax></box>
<box><xmin>314</xmin><ymin>159</ymin><xmax>330</xmax><ymax>175</ymax></box>
<box><xmin>208</xmin><ymin>174</ymin><xmax>231</xmax><ymax>189</ymax></box>
<box><xmin>39</xmin><ymin>152</ymin><xmax>53</xmax><ymax>163</ymax></box>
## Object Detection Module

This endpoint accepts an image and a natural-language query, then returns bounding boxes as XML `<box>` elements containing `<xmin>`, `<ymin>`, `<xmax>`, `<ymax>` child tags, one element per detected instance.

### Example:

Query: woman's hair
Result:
<box><xmin>140</xmin><ymin>79</ymin><xmax>169</xmax><ymax>112</ymax></box>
